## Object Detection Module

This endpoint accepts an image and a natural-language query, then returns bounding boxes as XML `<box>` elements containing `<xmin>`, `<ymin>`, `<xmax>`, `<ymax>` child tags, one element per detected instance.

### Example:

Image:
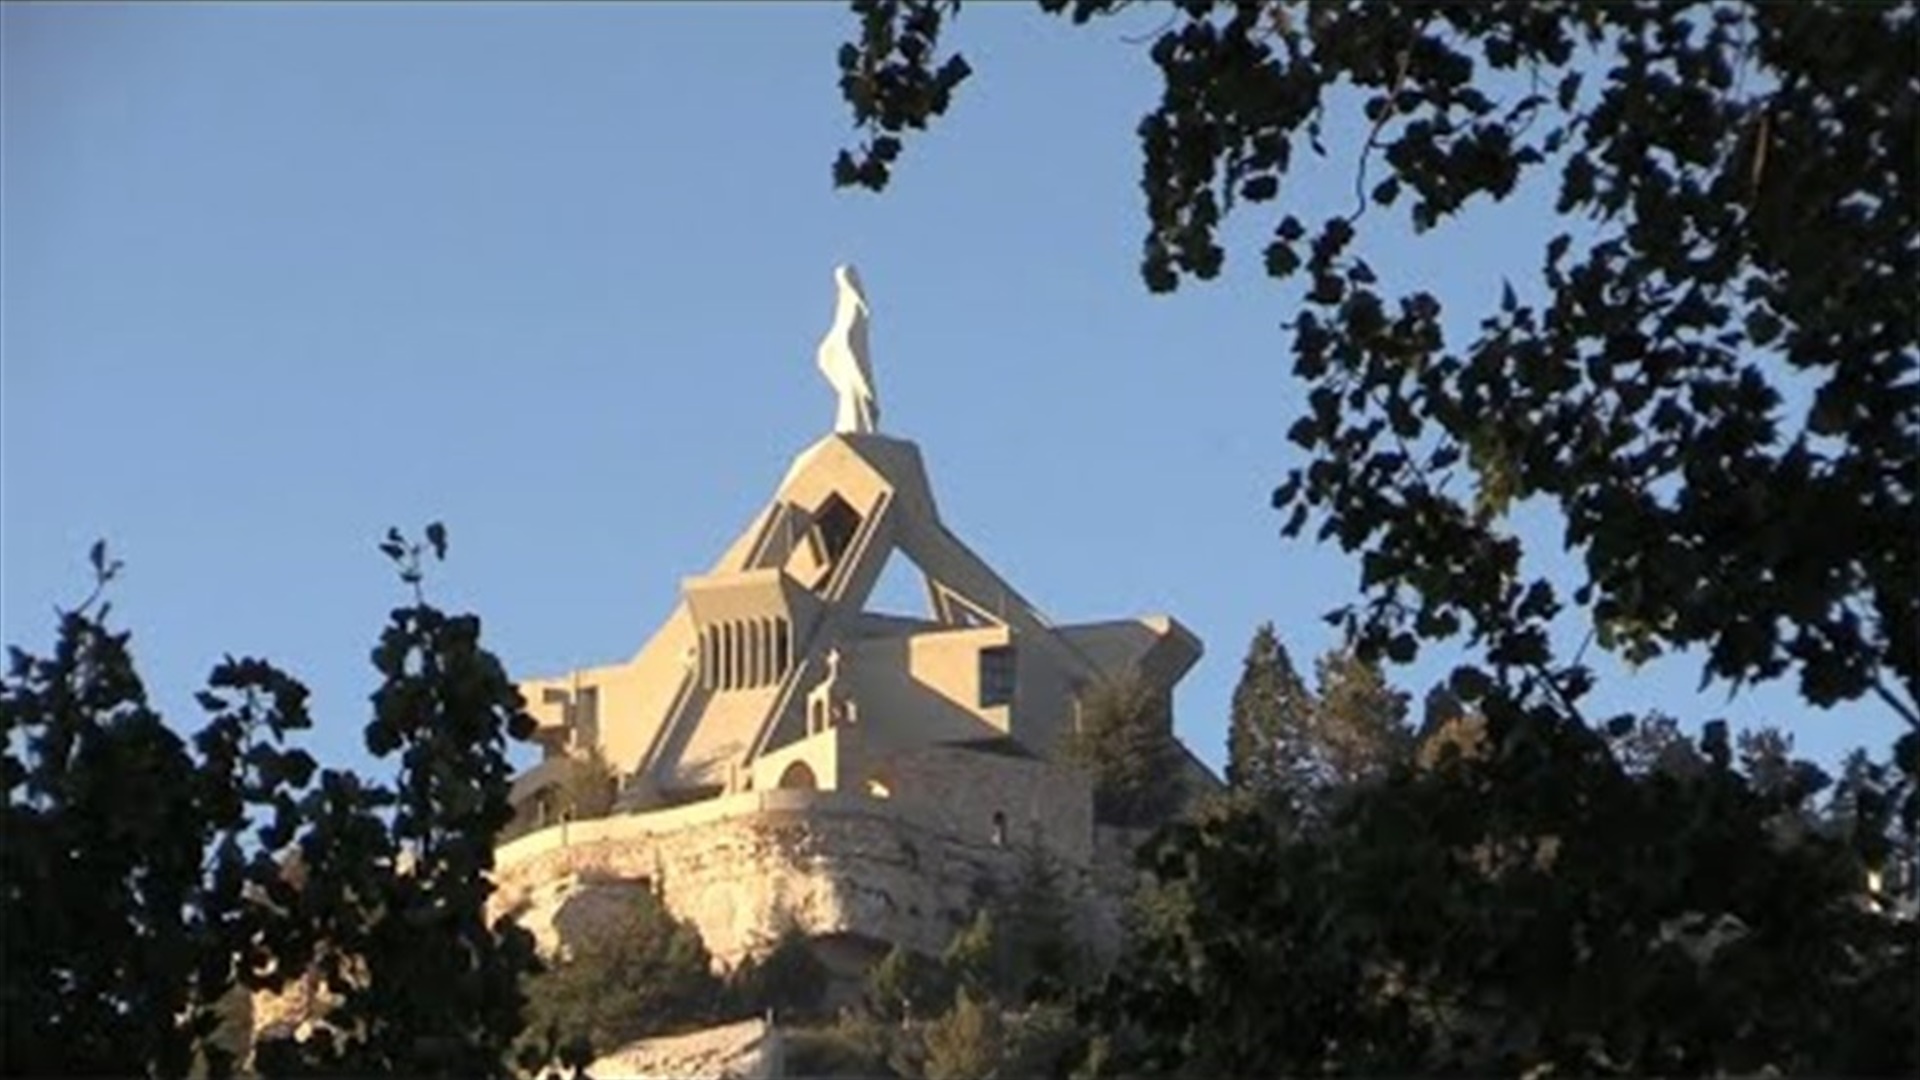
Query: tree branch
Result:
<box><xmin>1870</xmin><ymin>678</ymin><xmax>1920</xmax><ymax>733</ymax></box>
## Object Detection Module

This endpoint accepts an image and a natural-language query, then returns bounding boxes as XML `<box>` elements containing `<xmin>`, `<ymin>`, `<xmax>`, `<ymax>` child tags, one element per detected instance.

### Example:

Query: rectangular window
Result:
<box><xmin>979</xmin><ymin>645</ymin><xmax>1016</xmax><ymax>708</ymax></box>
<box><xmin>574</xmin><ymin>686</ymin><xmax>600</xmax><ymax>748</ymax></box>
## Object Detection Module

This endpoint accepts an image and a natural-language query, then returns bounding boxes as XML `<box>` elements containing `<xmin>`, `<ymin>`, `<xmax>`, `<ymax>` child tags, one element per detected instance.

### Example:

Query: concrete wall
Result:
<box><xmin>750</xmin><ymin>726</ymin><xmax>856</xmax><ymax>794</ymax></box>
<box><xmin>845</xmin><ymin>628</ymin><xmax>1011</xmax><ymax>747</ymax></box>
<box><xmin>875</xmin><ymin>743</ymin><xmax>1094</xmax><ymax>869</ymax></box>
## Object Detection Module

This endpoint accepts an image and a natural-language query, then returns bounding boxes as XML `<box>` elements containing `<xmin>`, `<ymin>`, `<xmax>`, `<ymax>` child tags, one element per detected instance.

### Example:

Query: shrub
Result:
<box><xmin>519</xmin><ymin>890</ymin><xmax>720</xmax><ymax>1061</ymax></box>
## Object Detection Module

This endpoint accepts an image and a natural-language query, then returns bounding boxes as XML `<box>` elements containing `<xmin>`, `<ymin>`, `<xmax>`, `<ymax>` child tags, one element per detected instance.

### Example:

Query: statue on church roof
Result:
<box><xmin>817</xmin><ymin>264</ymin><xmax>880</xmax><ymax>434</ymax></box>
<box><xmin>807</xmin><ymin>647</ymin><xmax>859</xmax><ymax>733</ymax></box>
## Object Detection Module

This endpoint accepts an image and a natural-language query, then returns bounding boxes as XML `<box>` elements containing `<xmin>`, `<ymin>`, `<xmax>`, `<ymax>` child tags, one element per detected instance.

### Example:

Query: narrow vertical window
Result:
<box><xmin>978</xmin><ymin>645</ymin><xmax>1016</xmax><ymax>708</ymax></box>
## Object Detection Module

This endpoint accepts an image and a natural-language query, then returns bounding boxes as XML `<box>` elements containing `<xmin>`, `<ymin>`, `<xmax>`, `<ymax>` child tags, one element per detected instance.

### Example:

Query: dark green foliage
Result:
<box><xmin>1000</xmin><ymin>1002</ymin><xmax>1089</xmax><ymax>1080</ymax></box>
<box><xmin>254</xmin><ymin>526</ymin><xmax>540</xmax><ymax>1077</ymax></box>
<box><xmin>519</xmin><ymin>890</ymin><xmax>721</xmax><ymax>1062</ymax></box>
<box><xmin>1091</xmin><ymin>718</ymin><xmax>1918</xmax><ymax>1076</ymax></box>
<box><xmin>561</xmin><ymin>745</ymin><xmax>619</xmax><ymax>822</ymax></box>
<box><xmin>1736</xmin><ymin>726</ymin><xmax>1803</xmax><ymax>798</ymax></box>
<box><xmin>832</xmin><ymin>0</ymin><xmax>970</xmax><ymax>190</ymax></box>
<box><xmin>937</xmin><ymin>908</ymin><xmax>1000</xmax><ymax>1002</ymax></box>
<box><xmin>864</xmin><ymin>944</ymin><xmax>950</xmax><ymax>1024</ymax></box>
<box><xmin>834</xmin><ymin>1</ymin><xmax>1918</xmax><ymax>733</ymax></box>
<box><xmin>1001</xmin><ymin>842</ymin><xmax>1081</xmax><ymax>1002</ymax></box>
<box><xmin>920</xmin><ymin>989</ymin><xmax>1002</xmax><ymax>1080</ymax></box>
<box><xmin>1224</xmin><ymin>622</ymin><xmax>1313</xmax><ymax>795</ymax></box>
<box><xmin>855</xmin><ymin>847</ymin><xmax>1091</xmax><ymax>1075</ymax></box>
<box><xmin>4</xmin><ymin>529</ymin><xmax>540</xmax><ymax>1079</ymax></box>
<box><xmin>1227</xmin><ymin>623</ymin><xmax>1412</xmax><ymax>825</ymax></box>
<box><xmin>782</xmin><ymin>1014</ymin><xmax>900</xmax><ymax>1079</ymax></box>
<box><xmin>729</xmin><ymin>924</ymin><xmax>831</xmax><ymax>1021</ymax></box>
<box><xmin>832</xmin><ymin>9</ymin><xmax>1919</xmax><ymax>1071</ymax></box>
<box><xmin>1606</xmin><ymin>711</ymin><xmax>1697</xmax><ymax>778</ymax></box>
<box><xmin>3</xmin><ymin>544</ymin><xmax>319</xmax><ymax>1079</ymax></box>
<box><xmin>940</xmin><ymin>877</ymin><xmax>1052</xmax><ymax>1009</ymax></box>
<box><xmin>1311</xmin><ymin>649</ymin><xmax>1412</xmax><ymax>779</ymax></box>
<box><xmin>1823</xmin><ymin>742</ymin><xmax>1920</xmax><ymax>898</ymax></box>
<box><xmin>1065</xmin><ymin>673</ymin><xmax>1180</xmax><ymax>827</ymax></box>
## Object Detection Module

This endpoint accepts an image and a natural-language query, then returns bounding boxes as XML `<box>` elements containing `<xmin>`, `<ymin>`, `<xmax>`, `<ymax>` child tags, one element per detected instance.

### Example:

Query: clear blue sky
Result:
<box><xmin>3</xmin><ymin>2</ymin><xmax>1900</xmax><ymax>782</ymax></box>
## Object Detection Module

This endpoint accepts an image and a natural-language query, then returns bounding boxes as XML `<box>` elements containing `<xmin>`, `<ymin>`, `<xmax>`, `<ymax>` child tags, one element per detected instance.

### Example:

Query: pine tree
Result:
<box><xmin>1309</xmin><ymin>648</ymin><xmax>1412</xmax><ymax>791</ymax></box>
<box><xmin>1067</xmin><ymin>673</ymin><xmax>1178</xmax><ymax>827</ymax></box>
<box><xmin>1226</xmin><ymin>627</ymin><xmax>1407</xmax><ymax>824</ymax></box>
<box><xmin>922</xmin><ymin>989</ymin><xmax>1003</xmax><ymax>1080</ymax></box>
<box><xmin>1224</xmin><ymin>623</ymin><xmax>1313</xmax><ymax>799</ymax></box>
<box><xmin>1002</xmin><ymin>841</ymin><xmax>1079</xmax><ymax>1003</ymax></box>
<box><xmin>864</xmin><ymin>944</ymin><xmax>947</xmax><ymax>1024</ymax></box>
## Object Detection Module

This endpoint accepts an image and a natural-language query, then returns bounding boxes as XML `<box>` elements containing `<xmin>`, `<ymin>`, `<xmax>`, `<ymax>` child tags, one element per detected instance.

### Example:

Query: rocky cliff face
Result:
<box><xmin>252</xmin><ymin>793</ymin><xmax>1147</xmax><ymax>1051</ymax></box>
<box><xmin>491</xmin><ymin>793</ymin><xmax>1135</xmax><ymax>968</ymax></box>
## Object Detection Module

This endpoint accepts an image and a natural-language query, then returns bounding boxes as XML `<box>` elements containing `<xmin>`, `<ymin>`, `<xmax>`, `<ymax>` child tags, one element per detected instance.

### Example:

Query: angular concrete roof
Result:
<box><xmin>521</xmin><ymin>429</ymin><xmax>1204</xmax><ymax>806</ymax></box>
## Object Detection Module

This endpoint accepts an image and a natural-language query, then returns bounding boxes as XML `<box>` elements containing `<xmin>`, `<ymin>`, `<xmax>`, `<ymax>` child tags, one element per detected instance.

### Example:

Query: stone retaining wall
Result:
<box><xmin>491</xmin><ymin>789</ymin><xmax>1130</xmax><ymax>966</ymax></box>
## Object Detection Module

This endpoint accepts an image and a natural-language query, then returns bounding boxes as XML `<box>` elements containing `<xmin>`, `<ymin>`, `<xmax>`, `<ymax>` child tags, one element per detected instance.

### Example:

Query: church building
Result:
<box><xmin>493</xmin><ymin>267</ymin><xmax>1214</xmax><ymax>966</ymax></box>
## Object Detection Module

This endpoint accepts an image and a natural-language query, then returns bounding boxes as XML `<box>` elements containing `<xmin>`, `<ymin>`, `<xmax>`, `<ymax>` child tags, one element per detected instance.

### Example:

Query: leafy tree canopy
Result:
<box><xmin>833</xmin><ymin>0</ymin><xmax>1918</xmax><ymax>737</ymax></box>
<box><xmin>4</xmin><ymin>528</ymin><xmax>542</xmax><ymax>1080</ymax></box>
<box><xmin>1095</xmin><ymin>721</ymin><xmax>1918</xmax><ymax>1076</ymax></box>
<box><xmin>832</xmin><ymin>5</ymin><xmax>1919</xmax><ymax>1074</ymax></box>
<box><xmin>3</xmin><ymin>544</ymin><xmax>317</xmax><ymax>1079</ymax></box>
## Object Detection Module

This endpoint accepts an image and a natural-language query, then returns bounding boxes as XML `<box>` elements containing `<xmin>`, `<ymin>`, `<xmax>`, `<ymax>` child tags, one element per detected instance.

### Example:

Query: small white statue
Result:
<box><xmin>807</xmin><ymin>647</ymin><xmax>858</xmax><ymax>732</ymax></box>
<box><xmin>816</xmin><ymin>264</ymin><xmax>880</xmax><ymax>434</ymax></box>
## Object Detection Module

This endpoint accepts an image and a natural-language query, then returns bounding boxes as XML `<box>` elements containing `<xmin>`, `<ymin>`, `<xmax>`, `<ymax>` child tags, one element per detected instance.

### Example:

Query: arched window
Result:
<box><xmin>991</xmin><ymin>810</ymin><xmax>1008</xmax><ymax>847</ymax></box>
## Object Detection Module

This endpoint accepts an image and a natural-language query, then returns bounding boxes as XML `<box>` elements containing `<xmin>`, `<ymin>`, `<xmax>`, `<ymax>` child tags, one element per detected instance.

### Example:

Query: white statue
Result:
<box><xmin>807</xmin><ymin>647</ymin><xmax>858</xmax><ymax>732</ymax></box>
<box><xmin>816</xmin><ymin>264</ymin><xmax>879</xmax><ymax>434</ymax></box>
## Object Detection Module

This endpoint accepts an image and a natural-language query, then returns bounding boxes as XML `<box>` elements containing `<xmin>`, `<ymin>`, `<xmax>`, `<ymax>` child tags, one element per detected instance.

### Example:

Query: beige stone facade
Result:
<box><xmin>514</xmin><ymin>433</ymin><xmax>1203</xmax><ymax>801</ymax></box>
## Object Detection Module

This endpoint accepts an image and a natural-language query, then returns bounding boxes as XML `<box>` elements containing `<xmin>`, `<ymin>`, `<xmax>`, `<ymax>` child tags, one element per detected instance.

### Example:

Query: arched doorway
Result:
<box><xmin>777</xmin><ymin>761</ymin><xmax>819</xmax><ymax>791</ymax></box>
